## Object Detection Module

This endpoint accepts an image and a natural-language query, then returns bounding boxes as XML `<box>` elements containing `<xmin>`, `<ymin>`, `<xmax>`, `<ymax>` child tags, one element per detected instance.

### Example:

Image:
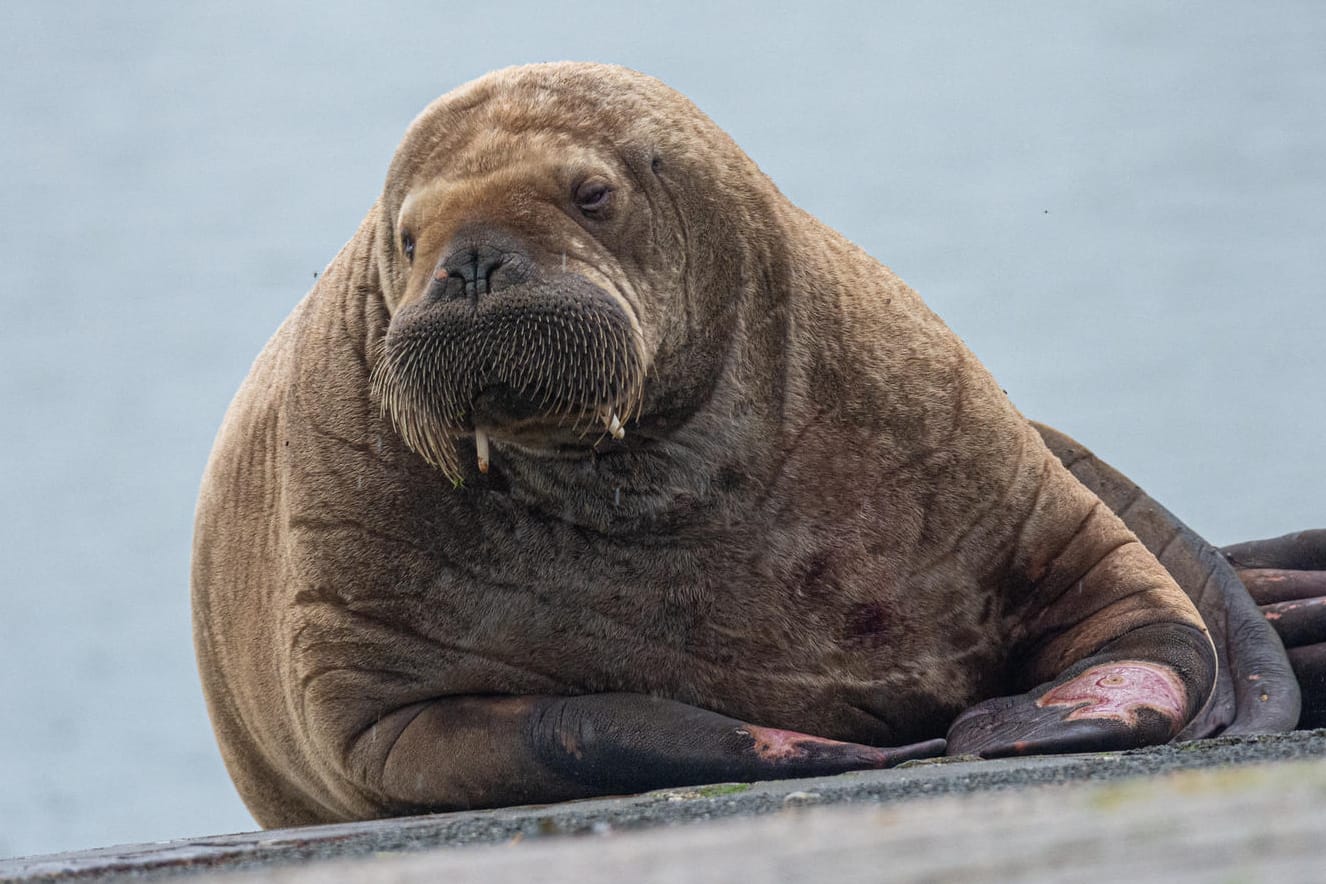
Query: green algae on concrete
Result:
<box><xmin>693</xmin><ymin>784</ymin><xmax>753</xmax><ymax>798</ymax></box>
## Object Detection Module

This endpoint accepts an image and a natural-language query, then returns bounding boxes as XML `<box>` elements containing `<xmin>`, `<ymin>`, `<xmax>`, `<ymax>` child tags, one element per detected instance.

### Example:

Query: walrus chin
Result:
<box><xmin>371</xmin><ymin>271</ymin><xmax>647</xmax><ymax>481</ymax></box>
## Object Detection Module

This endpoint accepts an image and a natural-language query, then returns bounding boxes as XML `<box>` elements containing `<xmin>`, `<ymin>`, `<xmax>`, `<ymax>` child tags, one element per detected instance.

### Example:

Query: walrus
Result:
<box><xmin>192</xmin><ymin>62</ymin><xmax>1326</xmax><ymax>828</ymax></box>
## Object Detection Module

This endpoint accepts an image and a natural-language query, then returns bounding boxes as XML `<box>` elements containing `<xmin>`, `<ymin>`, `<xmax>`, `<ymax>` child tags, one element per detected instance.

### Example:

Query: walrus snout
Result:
<box><xmin>372</xmin><ymin>263</ymin><xmax>645</xmax><ymax>477</ymax></box>
<box><xmin>431</xmin><ymin>231</ymin><xmax>534</xmax><ymax>303</ymax></box>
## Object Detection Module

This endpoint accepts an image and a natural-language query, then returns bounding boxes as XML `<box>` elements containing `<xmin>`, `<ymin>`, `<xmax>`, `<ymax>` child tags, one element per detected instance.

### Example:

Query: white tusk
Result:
<box><xmin>475</xmin><ymin>428</ymin><xmax>490</xmax><ymax>473</ymax></box>
<box><xmin>601</xmin><ymin>408</ymin><xmax>625</xmax><ymax>440</ymax></box>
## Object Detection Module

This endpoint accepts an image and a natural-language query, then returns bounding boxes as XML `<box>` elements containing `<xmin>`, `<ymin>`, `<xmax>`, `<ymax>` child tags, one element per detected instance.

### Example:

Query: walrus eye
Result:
<box><xmin>401</xmin><ymin>230</ymin><xmax>416</xmax><ymax>263</ymax></box>
<box><xmin>573</xmin><ymin>178</ymin><xmax>614</xmax><ymax>216</ymax></box>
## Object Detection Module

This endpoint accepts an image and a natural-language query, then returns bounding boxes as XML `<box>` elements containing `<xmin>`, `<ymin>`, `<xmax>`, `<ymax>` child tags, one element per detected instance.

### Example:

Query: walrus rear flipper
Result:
<box><xmin>1223</xmin><ymin>530</ymin><xmax>1326</xmax><ymax>729</ymax></box>
<box><xmin>1031</xmin><ymin>421</ymin><xmax>1301</xmax><ymax>738</ymax></box>
<box><xmin>351</xmin><ymin>694</ymin><xmax>944</xmax><ymax>813</ymax></box>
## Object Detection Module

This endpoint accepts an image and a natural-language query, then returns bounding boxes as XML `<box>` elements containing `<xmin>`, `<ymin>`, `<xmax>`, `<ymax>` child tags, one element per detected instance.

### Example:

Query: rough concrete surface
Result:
<box><xmin>6</xmin><ymin>730</ymin><xmax>1326</xmax><ymax>883</ymax></box>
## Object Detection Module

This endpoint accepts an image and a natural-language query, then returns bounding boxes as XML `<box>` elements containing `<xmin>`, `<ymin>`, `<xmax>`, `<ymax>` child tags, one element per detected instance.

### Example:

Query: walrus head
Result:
<box><xmin>368</xmin><ymin>63</ymin><xmax>781</xmax><ymax>484</ymax></box>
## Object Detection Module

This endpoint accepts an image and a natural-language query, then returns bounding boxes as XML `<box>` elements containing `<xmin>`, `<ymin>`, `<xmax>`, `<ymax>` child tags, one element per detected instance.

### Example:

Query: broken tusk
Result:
<box><xmin>475</xmin><ymin>428</ymin><xmax>490</xmax><ymax>473</ymax></box>
<box><xmin>601</xmin><ymin>408</ymin><xmax>625</xmax><ymax>440</ymax></box>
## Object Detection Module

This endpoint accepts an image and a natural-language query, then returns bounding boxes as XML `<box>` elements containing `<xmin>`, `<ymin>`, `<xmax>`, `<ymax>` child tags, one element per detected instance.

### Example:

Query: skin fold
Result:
<box><xmin>191</xmin><ymin>63</ymin><xmax>1322</xmax><ymax>828</ymax></box>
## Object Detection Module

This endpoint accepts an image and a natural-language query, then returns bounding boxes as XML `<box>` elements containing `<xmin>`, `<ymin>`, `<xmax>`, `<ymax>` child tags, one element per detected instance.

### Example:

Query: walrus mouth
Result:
<box><xmin>371</xmin><ymin>274</ymin><xmax>645</xmax><ymax>480</ymax></box>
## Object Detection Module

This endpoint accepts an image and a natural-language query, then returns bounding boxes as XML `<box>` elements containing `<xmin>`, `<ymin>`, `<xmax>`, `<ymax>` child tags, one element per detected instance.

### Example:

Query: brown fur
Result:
<box><xmin>192</xmin><ymin>63</ymin><xmax>1209</xmax><ymax>826</ymax></box>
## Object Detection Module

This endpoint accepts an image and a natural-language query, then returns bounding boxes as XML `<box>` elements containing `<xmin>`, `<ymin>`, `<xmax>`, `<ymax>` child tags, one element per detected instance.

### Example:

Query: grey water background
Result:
<box><xmin>1</xmin><ymin>0</ymin><xmax>1322</xmax><ymax>859</ymax></box>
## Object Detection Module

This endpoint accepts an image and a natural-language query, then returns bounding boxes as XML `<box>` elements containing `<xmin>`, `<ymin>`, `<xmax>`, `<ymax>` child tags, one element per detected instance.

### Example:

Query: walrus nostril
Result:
<box><xmin>435</xmin><ymin>244</ymin><xmax>511</xmax><ymax>301</ymax></box>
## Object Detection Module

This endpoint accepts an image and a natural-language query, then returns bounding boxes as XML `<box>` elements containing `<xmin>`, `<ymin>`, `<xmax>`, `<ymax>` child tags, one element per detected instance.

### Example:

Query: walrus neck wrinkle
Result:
<box><xmin>743</xmin><ymin>205</ymin><xmax>817</xmax><ymax>459</ymax></box>
<box><xmin>306</xmin><ymin>205</ymin><xmax>389</xmax><ymax>373</ymax></box>
<box><xmin>484</xmin><ymin>350</ymin><xmax>780</xmax><ymax>538</ymax></box>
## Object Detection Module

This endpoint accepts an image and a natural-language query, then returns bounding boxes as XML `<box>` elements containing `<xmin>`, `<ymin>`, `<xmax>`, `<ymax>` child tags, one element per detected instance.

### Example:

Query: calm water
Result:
<box><xmin>1</xmin><ymin>1</ymin><xmax>1322</xmax><ymax>858</ymax></box>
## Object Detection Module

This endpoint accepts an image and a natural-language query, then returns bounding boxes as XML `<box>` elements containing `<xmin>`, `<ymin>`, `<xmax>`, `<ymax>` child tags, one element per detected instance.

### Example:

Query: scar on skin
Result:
<box><xmin>1263</xmin><ymin>598</ymin><xmax>1325</xmax><ymax>621</ymax></box>
<box><xmin>737</xmin><ymin>725</ymin><xmax>859</xmax><ymax>762</ymax></box>
<box><xmin>557</xmin><ymin>719</ymin><xmax>590</xmax><ymax>760</ymax></box>
<box><xmin>1036</xmin><ymin>661</ymin><xmax>1187</xmax><ymax>725</ymax></box>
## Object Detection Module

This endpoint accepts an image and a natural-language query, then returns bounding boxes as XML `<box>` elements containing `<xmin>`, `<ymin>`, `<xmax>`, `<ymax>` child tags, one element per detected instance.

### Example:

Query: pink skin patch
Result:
<box><xmin>737</xmin><ymin>725</ymin><xmax>874</xmax><ymax>763</ymax></box>
<box><xmin>1263</xmin><ymin>598</ymin><xmax>1326</xmax><ymax>619</ymax></box>
<box><xmin>1036</xmin><ymin>661</ymin><xmax>1187</xmax><ymax>727</ymax></box>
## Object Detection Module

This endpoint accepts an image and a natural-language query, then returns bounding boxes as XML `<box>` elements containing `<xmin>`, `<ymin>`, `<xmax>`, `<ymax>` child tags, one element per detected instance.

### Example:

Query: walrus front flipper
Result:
<box><xmin>1030</xmin><ymin>422</ymin><xmax>1301</xmax><ymax>739</ymax></box>
<box><xmin>947</xmin><ymin>623</ymin><xmax>1213</xmax><ymax>757</ymax></box>
<box><xmin>355</xmin><ymin>693</ymin><xmax>945</xmax><ymax>812</ymax></box>
<box><xmin>944</xmin><ymin>430</ymin><xmax>1219</xmax><ymax>759</ymax></box>
<box><xmin>1223</xmin><ymin>530</ymin><xmax>1326</xmax><ymax>729</ymax></box>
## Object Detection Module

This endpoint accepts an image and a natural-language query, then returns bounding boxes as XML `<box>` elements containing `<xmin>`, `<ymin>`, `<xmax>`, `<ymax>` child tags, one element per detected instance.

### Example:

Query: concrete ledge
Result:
<box><xmin>6</xmin><ymin>730</ymin><xmax>1326</xmax><ymax>882</ymax></box>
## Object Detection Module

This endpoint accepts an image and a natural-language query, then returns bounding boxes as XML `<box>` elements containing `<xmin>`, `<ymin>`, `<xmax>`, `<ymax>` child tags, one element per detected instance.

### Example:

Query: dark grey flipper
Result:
<box><xmin>353</xmin><ymin>694</ymin><xmax>944</xmax><ymax>814</ymax></box>
<box><xmin>1224</xmin><ymin>530</ymin><xmax>1326</xmax><ymax>729</ymax></box>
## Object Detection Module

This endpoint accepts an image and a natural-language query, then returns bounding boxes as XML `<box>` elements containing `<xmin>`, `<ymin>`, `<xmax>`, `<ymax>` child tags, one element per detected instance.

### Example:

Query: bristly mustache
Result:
<box><xmin>371</xmin><ymin>282</ymin><xmax>645</xmax><ymax>480</ymax></box>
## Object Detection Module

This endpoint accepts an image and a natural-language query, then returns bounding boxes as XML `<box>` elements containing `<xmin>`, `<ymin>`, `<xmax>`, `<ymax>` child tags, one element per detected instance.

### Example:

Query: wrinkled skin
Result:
<box><xmin>981</xmin><ymin>424</ymin><xmax>1318</xmax><ymax>756</ymax></box>
<box><xmin>192</xmin><ymin>63</ymin><xmax>1321</xmax><ymax>829</ymax></box>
